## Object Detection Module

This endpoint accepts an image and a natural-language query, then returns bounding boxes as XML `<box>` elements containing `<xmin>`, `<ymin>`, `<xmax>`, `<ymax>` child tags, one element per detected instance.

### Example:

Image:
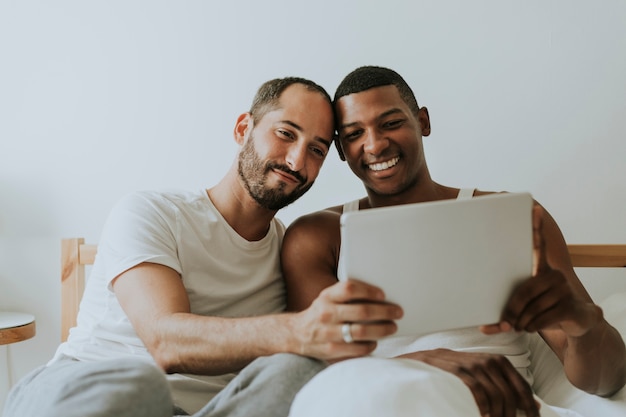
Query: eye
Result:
<box><xmin>382</xmin><ymin>119</ymin><xmax>404</xmax><ymax>129</ymax></box>
<box><xmin>277</xmin><ymin>129</ymin><xmax>295</xmax><ymax>140</ymax></box>
<box><xmin>341</xmin><ymin>129</ymin><xmax>363</xmax><ymax>142</ymax></box>
<box><xmin>309</xmin><ymin>146</ymin><xmax>327</xmax><ymax>158</ymax></box>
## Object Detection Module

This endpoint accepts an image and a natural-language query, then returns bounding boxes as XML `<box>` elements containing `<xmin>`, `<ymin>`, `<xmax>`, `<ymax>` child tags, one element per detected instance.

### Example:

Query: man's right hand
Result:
<box><xmin>292</xmin><ymin>279</ymin><xmax>403</xmax><ymax>361</ymax></box>
<box><xmin>399</xmin><ymin>349</ymin><xmax>540</xmax><ymax>417</ymax></box>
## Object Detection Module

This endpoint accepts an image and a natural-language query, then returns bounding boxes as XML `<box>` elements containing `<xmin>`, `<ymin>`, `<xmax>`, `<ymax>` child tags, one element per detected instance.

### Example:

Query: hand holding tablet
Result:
<box><xmin>338</xmin><ymin>192</ymin><xmax>534</xmax><ymax>337</ymax></box>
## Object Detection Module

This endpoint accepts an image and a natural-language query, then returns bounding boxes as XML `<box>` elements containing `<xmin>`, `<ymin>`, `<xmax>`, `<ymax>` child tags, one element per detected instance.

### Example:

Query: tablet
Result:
<box><xmin>338</xmin><ymin>192</ymin><xmax>533</xmax><ymax>337</ymax></box>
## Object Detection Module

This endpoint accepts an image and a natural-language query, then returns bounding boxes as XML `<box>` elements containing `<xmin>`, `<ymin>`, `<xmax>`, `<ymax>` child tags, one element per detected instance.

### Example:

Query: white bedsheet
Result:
<box><xmin>289</xmin><ymin>292</ymin><xmax>626</xmax><ymax>417</ymax></box>
<box><xmin>530</xmin><ymin>292</ymin><xmax>626</xmax><ymax>416</ymax></box>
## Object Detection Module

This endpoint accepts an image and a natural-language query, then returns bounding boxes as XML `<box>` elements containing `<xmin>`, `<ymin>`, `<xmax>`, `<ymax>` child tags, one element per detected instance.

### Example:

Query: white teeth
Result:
<box><xmin>368</xmin><ymin>157</ymin><xmax>400</xmax><ymax>171</ymax></box>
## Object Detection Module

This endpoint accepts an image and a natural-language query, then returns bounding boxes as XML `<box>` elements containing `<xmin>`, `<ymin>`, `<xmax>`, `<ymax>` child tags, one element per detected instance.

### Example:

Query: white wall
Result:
<box><xmin>1</xmin><ymin>0</ymin><xmax>625</xmax><ymax>407</ymax></box>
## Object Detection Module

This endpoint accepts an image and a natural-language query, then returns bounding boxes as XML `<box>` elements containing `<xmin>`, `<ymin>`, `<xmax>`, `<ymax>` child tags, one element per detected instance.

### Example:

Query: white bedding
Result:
<box><xmin>530</xmin><ymin>291</ymin><xmax>626</xmax><ymax>416</ymax></box>
<box><xmin>289</xmin><ymin>292</ymin><xmax>626</xmax><ymax>417</ymax></box>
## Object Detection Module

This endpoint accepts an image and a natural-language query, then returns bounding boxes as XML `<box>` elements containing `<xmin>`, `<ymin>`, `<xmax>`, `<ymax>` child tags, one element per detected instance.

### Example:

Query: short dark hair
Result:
<box><xmin>250</xmin><ymin>77</ymin><xmax>331</xmax><ymax>123</ymax></box>
<box><xmin>334</xmin><ymin>66</ymin><xmax>420</xmax><ymax>113</ymax></box>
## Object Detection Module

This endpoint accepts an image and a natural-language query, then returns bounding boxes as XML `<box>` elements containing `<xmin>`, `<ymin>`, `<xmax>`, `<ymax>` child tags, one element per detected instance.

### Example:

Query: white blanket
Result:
<box><xmin>289</xmin><ymin>292</ymin><xmax>626</xmax><ymax>417</ymax></box>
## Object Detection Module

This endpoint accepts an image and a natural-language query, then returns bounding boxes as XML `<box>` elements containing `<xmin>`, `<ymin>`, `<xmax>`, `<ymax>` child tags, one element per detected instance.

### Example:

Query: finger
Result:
<box><xmin>322</xmin><ymin>340</ymin><xmax>379</xmax><ymax>360</ymax></box>
<box><xmin>324</xmin><ymin>279</ymin><xmax>387</xmax><ymax>304</ymax></box>
<box><xmin>479</xmin><ymin>321</ymin><xmax>512</xmax><ymax>335</ymax></box>
<box><xmin>423</xmin><ymin>354</ymin><xmax>503</xmax><ymax>417</ymax></box>
<box><xmin>455</xmin><ymin>373</ymin><xmax>491</xmax><ymax>416</ymax></box>
<box><xmin>506</xmin><ymin>271</ymin><xmax>570</xmax><ymax>331</ymax></box>
<box><xmin>335</xmin><ymin>302</ymin><xmax>403</xmax><ymax>323</ymax></box>
<box><xmin>500</xmin><ymin>276</ymin><xmax>554</xmax><ymax>329</ymax></box>
<box><xmin>506</xmin><ymin>371</ymin><xmax>540</xmax><ymax>417</ymax></box>
<box><xmin>484</xmin><ymin>356</ymin><xmax>539</xmax><ymax>417</ymax></box>
<box><xmin>532</xmin><ymin>205</ymin><xmax>550</xmax><ymax>276</ymax></box>
<box><xmin>521</xmin><ymin>298</ymin><xmax>596</xmax><ymax>335</ymax></box>
<box><xmin>513</xmin><ymin>289</ymin><xmax>563</xmax><ymax>332</ymax></box>
<box><xmin>489</xmin><ymin>357</ymin><xmax>539</xmax><ymax>417</ymax></box>
<box><xmin>344</xmin><ymin>321</ymin><xmax>398</xmax><ymax>342</ymax></box>
<box><xmin>469</xmin><ymin>368</ymin><xmax>510</xmax><ymax>417</ymax></box>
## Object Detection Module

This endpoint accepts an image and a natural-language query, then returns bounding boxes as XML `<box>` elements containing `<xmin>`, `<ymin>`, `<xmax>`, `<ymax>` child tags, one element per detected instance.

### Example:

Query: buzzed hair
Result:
<box><xmin>250</xmin><ymin>77</ymin><xmax>331</xmax><ymax>123</ymax></box>
<box><xmin>334</xmin><ymin>66</ymin><xmax>420</xmax><ymax>114</ymax></box>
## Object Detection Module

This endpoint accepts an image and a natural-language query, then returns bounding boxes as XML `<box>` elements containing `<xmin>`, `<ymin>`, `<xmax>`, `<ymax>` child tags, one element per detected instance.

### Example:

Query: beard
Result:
<box><xmin>237</xmin><ymin>134</ymin><xmax>314</xmax><ymax>210</ymax></box>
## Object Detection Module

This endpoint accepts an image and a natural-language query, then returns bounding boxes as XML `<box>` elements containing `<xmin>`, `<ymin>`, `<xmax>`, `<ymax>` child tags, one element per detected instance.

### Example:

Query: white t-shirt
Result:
<box><xmin>51</xmin><ymin>189</ymin><xmax>287</xmax><ymax>414</ymax></box>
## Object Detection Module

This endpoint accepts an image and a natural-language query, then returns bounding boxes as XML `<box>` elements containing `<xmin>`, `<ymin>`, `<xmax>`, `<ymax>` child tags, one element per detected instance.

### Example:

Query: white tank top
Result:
<box><xmin>339</xmin><ymin>189</ymin><xmax>533</xmax><ymax>384</ymax></box>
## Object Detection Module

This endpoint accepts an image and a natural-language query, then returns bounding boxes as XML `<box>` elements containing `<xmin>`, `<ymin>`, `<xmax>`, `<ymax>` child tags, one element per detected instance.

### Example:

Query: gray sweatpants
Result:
<box><xmin>3</xmin><ymin>353</ymin><xmax>326</xmax><ymax>417</ymax></box>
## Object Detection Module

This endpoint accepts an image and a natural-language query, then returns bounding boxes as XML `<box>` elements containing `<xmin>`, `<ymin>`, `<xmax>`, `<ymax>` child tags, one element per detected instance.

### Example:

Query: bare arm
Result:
<box><xmin>113</xmin><ymin>250</ymin><xmax>401</xmax><ymax>375</ymax></box>
<box><xmin>484</xmin><ymin>204</ymin><xmax>626</xmax><ymax>396</ymax></box>
<box><xmin>282</xmin><ymin>210</ymin><xmax>342</xmax><ymax>311</ymax></box>
<box><xmin>281</xmin><ymin>210</ymin><xmax>402</xmax><ymax>357</ymax></box>
<box><xmin>112</xmin><ymin>263</ymin><xmax>298</xmax><ymax>375</ymax></box>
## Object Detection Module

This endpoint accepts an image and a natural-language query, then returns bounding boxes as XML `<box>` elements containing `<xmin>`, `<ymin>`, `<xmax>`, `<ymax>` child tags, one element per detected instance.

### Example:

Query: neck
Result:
<box><xmin>208</xmin><ymin>164</ymin><xmax>277</xmax><ymax>241</ymax></box>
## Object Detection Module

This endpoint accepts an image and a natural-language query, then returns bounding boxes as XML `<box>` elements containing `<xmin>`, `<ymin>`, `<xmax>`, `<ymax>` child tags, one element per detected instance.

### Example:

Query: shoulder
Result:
<box><xmin>285</xmin><ymin>208</ymin><xmax>341</xmax><ymax>240</ymax></box>
<box><xmin>107</xmin><ymin>190</ymin><xmax>168</xmax><ymax>223</ymax></box>
<box><xmin>281</xmin><ymin>206</ymin><xmax>347</xmax><ymax>291</ymax></box>
<box><xmin>286</xmin><ymin>203</ymin><xmax>344</xmax><ymax>234</ymax></box>
<box><xmin>114</xmin><ymin>189</ymin><xmax>206</xmax><ymax>215</ymax></box>
<box><xmin>282</xmin><ymin>206</ymin><xmax>343</xmax><ymax>257</ymax></box>
<box><xmin>104</xmin><ymin>189</ymin><xmax>209</xmax><ymax>238</ymax></box>
<box><xmin>283</xmin><ymin>197</ymin><xmax>370</xmax><ymax>244</ymax></box>
<box><xmin>472</xmin><ymin>189</ymin><xmax>566</xmax><ymax>252</ymax></box>
<box><xmin>473</xmin><ymin>189</ymin><xmax>543</xmax><ymax>209</ymax></box>
<box><xmin>472</xmin><ymin>189</ymin><xmax>545</xmax><ymax>212</ymax></box>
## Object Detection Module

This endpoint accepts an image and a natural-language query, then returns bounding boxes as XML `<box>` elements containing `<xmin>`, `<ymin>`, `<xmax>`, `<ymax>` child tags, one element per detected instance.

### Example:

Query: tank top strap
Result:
<box><xmin>342</xmin><ymin>199</ymin><xmax>360</xmax><ymax>213</ymax></box>
<box><xmin>456</xmin><ymin>188</ymin><xmax>476</xmax><ymax>200</ymax></box>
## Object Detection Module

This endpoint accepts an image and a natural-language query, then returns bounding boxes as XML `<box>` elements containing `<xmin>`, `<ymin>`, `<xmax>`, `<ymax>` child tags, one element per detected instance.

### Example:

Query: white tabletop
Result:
<box><xmin>0</xmin><ymin>312</ymin><xmax>35</xmax><ymax>329</ymax></box>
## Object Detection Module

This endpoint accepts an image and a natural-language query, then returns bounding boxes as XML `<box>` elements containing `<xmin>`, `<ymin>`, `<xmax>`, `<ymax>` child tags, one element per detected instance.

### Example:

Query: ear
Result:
<box><xmin>334</xmin><ymin>134</ymin><xmax>346</xmax><ymax>161</ymax></box>
<box><xmin>234</xmin><ymin>113</ymin><xmax>252</xmax><ymax>145</ymax></box>
<box><xmin>417</xmin><ymin>107</ymin><xmax>431</xmax><ymax>137</ymax></box>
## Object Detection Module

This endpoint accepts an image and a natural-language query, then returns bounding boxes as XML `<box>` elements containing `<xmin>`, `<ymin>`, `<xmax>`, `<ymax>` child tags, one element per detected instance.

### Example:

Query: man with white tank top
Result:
<box><xmin>281</xmin><ymin>66</ymin><xmax>626</xmax><ymax>417</ymax></box>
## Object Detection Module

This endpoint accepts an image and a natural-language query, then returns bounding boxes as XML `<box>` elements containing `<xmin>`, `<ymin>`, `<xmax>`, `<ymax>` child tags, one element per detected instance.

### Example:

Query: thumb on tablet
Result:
<box><xmin>479</xmin><ymin>321</ymin><xmax>512</xmax><ymax>335</ymax></box>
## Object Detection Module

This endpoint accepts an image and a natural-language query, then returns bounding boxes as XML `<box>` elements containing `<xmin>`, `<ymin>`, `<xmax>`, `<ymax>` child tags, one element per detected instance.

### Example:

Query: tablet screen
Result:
<box><xmin>339</xmin><ymin>192</ymin><xmax>533</xmax><ymax>336</ymax></box>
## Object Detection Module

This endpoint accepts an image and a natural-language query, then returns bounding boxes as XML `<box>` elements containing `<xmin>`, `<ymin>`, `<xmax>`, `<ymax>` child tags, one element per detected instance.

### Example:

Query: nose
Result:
<box><xmin>285</xmin><ymin>142</ymin><xmax>307</xmax><ymax>172</ymax></box>
<box><xmin>363</xmin><ymin>129</ymin><xmax>389</xmax><ymax>156</ymax></box>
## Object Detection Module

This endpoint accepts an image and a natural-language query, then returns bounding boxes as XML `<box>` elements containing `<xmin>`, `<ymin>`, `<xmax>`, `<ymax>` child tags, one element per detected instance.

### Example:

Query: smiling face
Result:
<box><xmin>236</xmin><ymin>83</ymin><xmax>334</xmax><ymax>210</ymax></box>
<box><xmin>335</xmin><ymin>85</ymin><xmax>431</xmax><ymax>200</ymax></box>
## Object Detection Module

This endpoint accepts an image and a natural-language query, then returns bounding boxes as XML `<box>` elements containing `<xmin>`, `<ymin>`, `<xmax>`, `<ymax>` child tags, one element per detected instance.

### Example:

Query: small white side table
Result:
<box><xmin>0</xmin><ymin>312</ymin><xmax>36</xmax><ymax>345</ymax></box>
<box><xmin>0</xmin><ymin>312</ymin><xmax>36</xmax><ymax>388</ymax></box>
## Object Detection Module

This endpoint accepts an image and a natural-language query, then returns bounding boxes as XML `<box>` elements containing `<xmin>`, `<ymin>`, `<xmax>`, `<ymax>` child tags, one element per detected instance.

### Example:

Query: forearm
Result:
<box><xmin>561</xmin><ymin>320</ymin><xmax>626</xmax><ymax>396</ymax></box>
<box><xmin>533</xmin><ymin>210</ymin><xmax>626</xmax><ymax>396</ymax></box>
<box><xmin>113</xmin><ymin>263</ymin><xmax>305</xmax><ymax>375</ymax></box>
<box><xmin>147</xmin><ymin>312</ymin><xmax>299</xmax><ymax>375</ymax></box>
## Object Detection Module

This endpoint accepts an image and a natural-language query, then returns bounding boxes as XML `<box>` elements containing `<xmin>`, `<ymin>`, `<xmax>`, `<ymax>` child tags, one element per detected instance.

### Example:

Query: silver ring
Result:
<box><xmin>341</xmin><ymin>323</ymin><xmax>354</xmax><ymax>344</ymax></box>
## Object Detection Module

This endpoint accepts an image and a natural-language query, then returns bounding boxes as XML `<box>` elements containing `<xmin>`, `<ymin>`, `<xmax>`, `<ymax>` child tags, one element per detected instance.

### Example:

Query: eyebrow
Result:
<box><xmin>338</xmin><ymin>108</ymin><xmax>405</xmax><ymax>131</ymax></box>
<box><xmin>281</xmin><ymin>120</ymin><xmax>332</xmax><ymax>149</ymax></box>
